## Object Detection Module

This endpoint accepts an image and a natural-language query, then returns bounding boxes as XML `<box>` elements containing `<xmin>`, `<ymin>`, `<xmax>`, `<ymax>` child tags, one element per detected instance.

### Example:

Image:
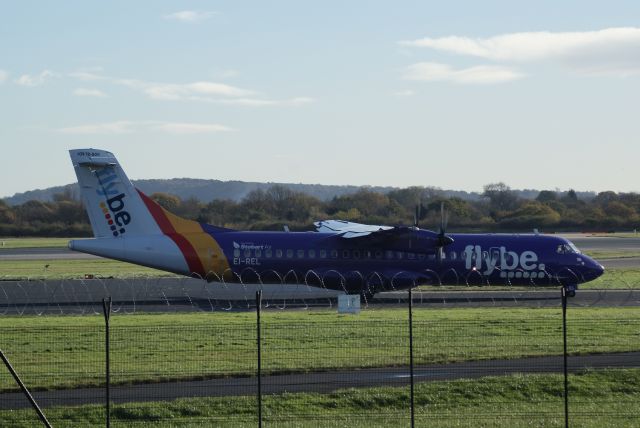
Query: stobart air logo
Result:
<box><xmin>95</xmin><ymin>168</ymin><xmax>131</xmax><ymax>237</ymax></box>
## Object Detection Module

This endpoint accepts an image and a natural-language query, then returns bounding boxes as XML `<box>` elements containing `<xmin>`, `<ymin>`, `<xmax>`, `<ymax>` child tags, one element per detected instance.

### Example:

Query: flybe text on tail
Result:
<box><xmin>95</xmin><ymin>168</ymin><xmax>131</xmax><ymax>237</ymax></box>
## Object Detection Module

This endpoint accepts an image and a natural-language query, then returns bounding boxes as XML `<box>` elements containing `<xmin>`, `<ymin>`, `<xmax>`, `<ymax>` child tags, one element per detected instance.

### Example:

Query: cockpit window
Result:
<box><xmin>556</xmin><ymin>243</ymin><xmax>581</xmax><ymax>254</ymax></box>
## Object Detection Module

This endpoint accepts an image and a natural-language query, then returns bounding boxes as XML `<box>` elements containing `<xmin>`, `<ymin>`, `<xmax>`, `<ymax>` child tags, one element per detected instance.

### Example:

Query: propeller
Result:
<box><xmin>436</xmin><ymin>202</ymin><xmax>454</xmax><ymax>262</ymax></box>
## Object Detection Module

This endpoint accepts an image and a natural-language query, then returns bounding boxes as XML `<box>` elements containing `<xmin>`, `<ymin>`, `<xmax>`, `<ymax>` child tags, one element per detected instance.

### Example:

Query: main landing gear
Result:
<box><xmin>563</xmin><ymin>284</ymin><xmax>577</xmax><ymax>298</ymax></box>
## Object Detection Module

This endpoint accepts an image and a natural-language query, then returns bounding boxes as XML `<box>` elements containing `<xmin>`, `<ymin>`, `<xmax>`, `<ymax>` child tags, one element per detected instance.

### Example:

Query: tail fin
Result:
<box><xmin>69</xmin><ymin>149</ymin><xmax>161</xmax><ymax>238</ymax></box>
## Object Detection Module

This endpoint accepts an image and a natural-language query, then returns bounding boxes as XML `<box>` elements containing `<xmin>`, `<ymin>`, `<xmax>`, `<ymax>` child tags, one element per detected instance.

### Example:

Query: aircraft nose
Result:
<box><xmin>584</xmin><ymin>258</ymin><xmax>605</xmax><ymax>282</ymax></box>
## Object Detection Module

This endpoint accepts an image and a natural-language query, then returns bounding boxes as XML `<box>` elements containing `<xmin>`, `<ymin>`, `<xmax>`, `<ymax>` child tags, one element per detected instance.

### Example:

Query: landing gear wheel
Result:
<box><xmin>564</xmin><ymin>284</ymin><xmax>577</xmax><ymax>298</ymax></box>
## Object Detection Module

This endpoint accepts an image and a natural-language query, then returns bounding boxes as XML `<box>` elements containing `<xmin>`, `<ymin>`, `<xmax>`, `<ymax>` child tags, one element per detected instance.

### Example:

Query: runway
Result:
<box><xmin>1</xmin><ymin>352</ymin><xmax>637</xmax><ymax>409</ymax></box>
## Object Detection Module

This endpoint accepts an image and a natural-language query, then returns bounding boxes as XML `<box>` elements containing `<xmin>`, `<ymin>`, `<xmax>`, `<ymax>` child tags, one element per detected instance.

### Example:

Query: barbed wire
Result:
<box><xmin>0</xmin><ymin>266</ymin><xmax>638</xmax><ymax>316</ymax></box>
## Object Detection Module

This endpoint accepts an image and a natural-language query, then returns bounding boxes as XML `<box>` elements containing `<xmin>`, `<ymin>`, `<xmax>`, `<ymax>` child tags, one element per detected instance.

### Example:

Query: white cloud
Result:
<box><xmin>68</xmin><ymin>71</ymin><xmax>313</xmax><ymax>107</ymax></box>
<box><xmin>152</xmin><ymin>122</ymin><xmax>232</xmax><ymax>134</ymax></box>
<box><xmin>404</xmin><ymin>62</ymin><xmax>524</xmax><ymax>84</ymax></box>
<box><xmin>57</xmin><ymin>121</ymin><xmax>232</xmax><ymax>135</ymax></box>
<box><xmin>218</xmin><ymin>96</ymin><xmax>315</xmax><ymax>106</ymax></box>
<box><xmin>58</xmin><ymin>121</ymin><xmax>134</xmax><ymax>134</ymax></box>
<box><xmin>69</xmin><ymin>69</ymin><xmax>107</xmax><ymax>81</ymax></box>
<box><xmin>73</xmin><ymin>88</ymin><xmax>108</xmax><ymax>98</ymax></box>
<box><xmin>0</xmin><ymin>70</ymin><xmax>8</xmax><ymax>84</ymax></box>
<box><xmin>393</xmin><ymin>90</ymin><xmax>415</xmax><ymax>97</ymax></box>
<box><xmin>164</xmin><ymin>10</ymin><xmax>216</xmax><ymax>22</ymax></box>
<box><xmin>15</xmin><ymin>70</ymin><xmax>55</xmax><ymax>86</ymax></box>
<box><xmin>137</xmin><ymin>81</ymin><xmax>255</xmax><ymax>100</ymax></box>
<box><xmin>400</xmin><ymin>27</ymin><xmax>640</xmax><ymax>76</ymax></box>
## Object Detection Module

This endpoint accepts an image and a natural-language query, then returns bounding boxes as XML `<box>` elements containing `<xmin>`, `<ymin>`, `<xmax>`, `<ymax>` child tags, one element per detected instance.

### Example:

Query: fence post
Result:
<box><xmin>0</xmin><ymin>349</ymin><xmax>52</xmax><ymax>427</ymax></box>
<box><xmin>102</xmin><ymin>296</ymin><xmax>112</xmax><ymax>428</ymax></box>
<box><xmin>409</xmin><ymin>287</ymin><xmax>415</xmax><ymax>428</ymax></box>
<box><xmin>256</xmin><ymin>290</ymin><xmax>263</xmax><ymax>428</ymax></box>
<box><xmin>561</xmin><ymin>287</ymin><xmax>569</xmax><ymax>428</ymax></box>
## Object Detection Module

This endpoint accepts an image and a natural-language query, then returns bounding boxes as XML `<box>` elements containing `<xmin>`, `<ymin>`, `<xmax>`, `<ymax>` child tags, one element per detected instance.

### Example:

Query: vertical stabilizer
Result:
<box><xmin>69</xmin><ymin>149</ymin><xmax>161</xmax><ymax>238</ymax></box>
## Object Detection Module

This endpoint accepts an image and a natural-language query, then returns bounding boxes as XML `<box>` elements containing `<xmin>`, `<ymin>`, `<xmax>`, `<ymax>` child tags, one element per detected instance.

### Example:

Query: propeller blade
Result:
<box><xmin>435</xmin><ymin>201</ymin><xmax>454</xmax><ymax>254</ymax></box>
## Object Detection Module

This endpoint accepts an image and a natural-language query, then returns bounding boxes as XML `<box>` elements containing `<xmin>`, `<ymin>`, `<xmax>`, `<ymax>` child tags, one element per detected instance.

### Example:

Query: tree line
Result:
<box><xmin>1</xmin><ymin>183</ymin><xmax>639</xmax><ymax>237</ymax></box>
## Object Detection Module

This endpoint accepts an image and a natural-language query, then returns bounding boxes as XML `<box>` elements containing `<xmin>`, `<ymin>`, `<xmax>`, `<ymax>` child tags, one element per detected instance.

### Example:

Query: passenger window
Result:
<box><xmin>417</xmin><ymin>253</ymin><xmax>425</xmax><ymax>260</ymax></box>
<box><xmin>276</xmin><ymin>249</ymin><xmax>283</xmax><ymax>258</ymax></box>
<box><xmin>450</xmin><ymin>252</ymin><xmax>457</xmax><ymax>260</ymax></box>
<box><xmin>297</xmin><ymin>249</ymin><xmax>304</xmax><ymax>258</ymax></box>
<box><xmin>309</xmin><ymin>249</ymin><xmax>316</xmax><ymax>258</ymax></box>
<box><xmin>385</xmin><ymin>250</ymin><xmax>394</xmax><ymax>259</ymax></box>
<box><xmin>375</xmin><ymin>250</ymin><xmax>383</xmax><ymax>259</ymax></box>
<box><xmin>342</xmin><ymin>250</ymin><xmax>350</xmax><ymax>258</ymax></box>
<box><xmin>407</xmin><ymin>252</ymin><xmax>415</xmax><ymax>260</ymax></box>
<box><xmin>428</xmin><ymin>254</ymin><xmax>435</xmax><ymax>261</ymax></box>
<box><xmin>353</xmin><ymin>250</ymin><xmax>360</xmax><ymax>259</ymax></box>
<box><xmin>265</xmin><ymin>249</ymin><xmax>272</xmax><ymax>258</ymax></box>
<box><xmin>396</xmin><ymin>252</ymin><xmax>404</xmax><ymax>259</ymax></box>
<box><xmin>255</xmin><ymin>249</ymin><xmax>262</xmax><ymax>258</ymax></box>
<box><xmin>244</xmin><ymin>249</ymin><xmax>251</xmax><ymax>257</ymax></box>
<box><xmin>320</xmin><ymin>250</ymin><xmax>327</xmax><ymax>258</ymax></box>
<box><xmin>331</xmin><ymin>250</ymin><xmax>338</xmax><ymax>259</ymax></box>
<box><xmin>233</xmin><ymin>249</ymin><xmax>240</xmax><ymax>258</ymax></box>
<box><xmin>286</xmin><ymin>249</ymin><xmax>293</xmax><ymax>258</ymax></box>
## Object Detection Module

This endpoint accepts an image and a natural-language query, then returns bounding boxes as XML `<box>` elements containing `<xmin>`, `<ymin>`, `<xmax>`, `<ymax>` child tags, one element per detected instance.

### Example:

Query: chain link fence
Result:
<box><xmin>0</xmin><ymin>279</ymin><xmax>639</xmax><ymax>427</ymax></box>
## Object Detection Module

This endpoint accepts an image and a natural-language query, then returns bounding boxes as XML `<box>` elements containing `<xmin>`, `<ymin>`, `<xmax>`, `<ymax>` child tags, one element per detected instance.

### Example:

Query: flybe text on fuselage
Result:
<box><xmin>463</xmin><ymin>245</ymin><xmax>545</xmax><ymax>276</ymax></box>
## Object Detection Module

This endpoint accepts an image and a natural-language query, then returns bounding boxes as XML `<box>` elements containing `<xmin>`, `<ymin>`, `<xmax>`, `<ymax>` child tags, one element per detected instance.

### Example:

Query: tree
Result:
<box><xmin>0</xmin><ymin>199</ymin><xmax>16</xmax><ymax>224</ymax></box>
<box><xmin>500</xmin><ymin>201</ymin><xmax>561</xmax><ymax>228</ymax></box>
<box><xmin>482</xmin><ymin>182</ymin><xmax>519</xmax><ymax>212</ymax></box>
<box><xmin>151</xmin><ymin>193</ymin><xmax>181</xmax><ymax>212</ymax></box>
<box><xmin>593</xmin><ymin>191</ymin><xmax>618</xmax><ymax>207</ymax></box>
<box><xmin>536</xmin><ymin>190</ymin><xmax>557</xmax><ymax>203</ymax></box>
<box><xmin>604</xmin><ymin>201</ymin><xmax>636</xmax><ymax>220</ymax></box>
<box><xmin>15</xmin><ymin>200</ymin><xmax>55</xmax><ymax>223</ymax></box>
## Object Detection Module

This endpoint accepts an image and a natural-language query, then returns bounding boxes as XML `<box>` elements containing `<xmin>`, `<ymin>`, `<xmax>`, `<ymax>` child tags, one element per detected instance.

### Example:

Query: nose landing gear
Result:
<box><xmin>563</xmin><ymin>284</ymin><xmax>577</xmax><ymax>298</ymax></box>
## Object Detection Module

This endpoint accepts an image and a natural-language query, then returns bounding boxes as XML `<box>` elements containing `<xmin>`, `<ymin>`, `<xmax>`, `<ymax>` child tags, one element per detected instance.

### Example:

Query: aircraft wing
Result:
<box><xmin>314</xmin><ymin>220</ymin><xmax>397</xmax><ymax>239</ymax></box>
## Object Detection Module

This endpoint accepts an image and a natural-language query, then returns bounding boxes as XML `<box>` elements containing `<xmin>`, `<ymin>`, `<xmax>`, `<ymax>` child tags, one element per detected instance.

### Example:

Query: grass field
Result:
<box><xmin>0</xmin><ymin>237</ymin><xmax>78</xmax><ymax>249</ymax></box>
<box><xmin>1</xmin><ymin>307</ymin><xmax>638</xmax><ymax>393</ymax></box>
<box><xmin>1</xmin><ymin>369</ymin><xmax>638</xmax><ymax>427</ymax></box>
<box><xmin>0</xmin><ymin>259</ymin><xmax>172</xmax><ymax>279</ymax></box>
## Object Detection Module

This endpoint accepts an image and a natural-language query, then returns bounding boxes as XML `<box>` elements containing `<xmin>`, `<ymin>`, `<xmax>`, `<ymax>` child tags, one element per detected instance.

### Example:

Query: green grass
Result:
<box><xmin>586</xmin><ymin>232</ymin><xmax>640</xmax><ymax>238</ymax></box>
<box><xmin>0</xmin><ymin>259</ymin><xmax>172</xmax><ymax>280</ymax></box>
<box><xmin>0</xmin><ymin>237</ymin><xmax>75</xmax><ymax>249</ymax></box>
<box><xmin>1</xmin><ymin>307</ymin><xmax>638</xmax><ymax>393</ymax></box>
<box><xmin>584</xmin><ymin>250</ymin><xmax>640</xmax><ymax>259</ymax></box>
<box><xmin>1</xmin><ymin>369</ymin><xmax>638</xmax><ymax>427</ymax></box>
<box><xmin>584</xmin><ymin>267</ymin><xmax>640</xmax><ymax>289</ymax></box>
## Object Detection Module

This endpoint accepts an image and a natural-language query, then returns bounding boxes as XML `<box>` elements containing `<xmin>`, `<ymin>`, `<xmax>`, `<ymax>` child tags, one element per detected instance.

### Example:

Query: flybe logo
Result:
<box><xmin>95</xmin><ymin>168</ymin><xmax>131</xmax><ymax>237</ymax></box>
<box><xmin>464</xmin><ymin>245</ymin><xmax>545</xmax><ymax>276</ymax></box>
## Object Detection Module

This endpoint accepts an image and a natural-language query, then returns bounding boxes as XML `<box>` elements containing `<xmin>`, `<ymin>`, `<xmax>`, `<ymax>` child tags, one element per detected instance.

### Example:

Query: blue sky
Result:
<box><xmin>1</xmin><ymin>1</ymin><xmax>639</xmax><ymax>198</ymax></box>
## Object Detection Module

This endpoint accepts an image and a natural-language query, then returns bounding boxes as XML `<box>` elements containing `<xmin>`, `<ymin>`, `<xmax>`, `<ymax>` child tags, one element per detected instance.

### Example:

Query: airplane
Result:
<box><xmin>68</xmin><ymin>149</ymin><xmax>604</xmax><ymax>299</ymax></box>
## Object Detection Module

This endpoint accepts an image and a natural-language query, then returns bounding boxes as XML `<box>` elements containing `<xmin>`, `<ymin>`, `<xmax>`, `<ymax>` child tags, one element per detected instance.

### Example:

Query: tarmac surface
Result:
<box><xmin>1</xmin><ymin>277</ymin><xmax>639</xmax><ymax>314</ymax></box>
<box><xmin>1</xmin><ymin>351</ymin><xmax>638</xmax><ymax>409</ymax></box>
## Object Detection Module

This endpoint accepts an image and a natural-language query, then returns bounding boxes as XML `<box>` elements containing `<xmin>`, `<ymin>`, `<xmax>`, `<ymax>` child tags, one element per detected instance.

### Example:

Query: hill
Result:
<box><xmin>3</xmin><ymin>178</ymin><xmax>494</xmax><ymax>206</ymax></box>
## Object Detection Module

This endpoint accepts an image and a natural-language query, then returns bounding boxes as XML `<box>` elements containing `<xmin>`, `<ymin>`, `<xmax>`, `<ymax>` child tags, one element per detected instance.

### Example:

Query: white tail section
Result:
<box><xmin>69</xmin><ymin>149</ymin><xmax>160</xmax><ymax>238</ymax></box>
